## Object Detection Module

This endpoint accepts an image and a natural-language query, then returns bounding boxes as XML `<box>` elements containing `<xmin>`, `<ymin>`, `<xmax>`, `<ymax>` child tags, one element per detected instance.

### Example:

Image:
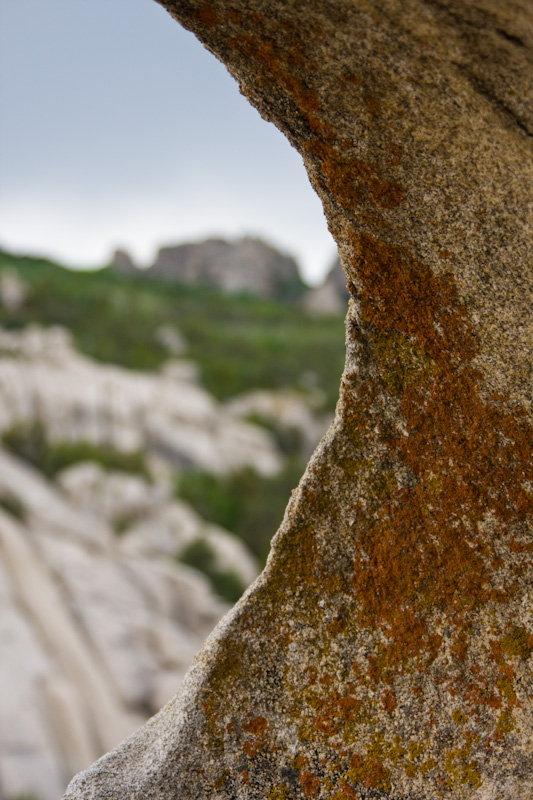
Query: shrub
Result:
<box><xmin>2</xmin><ymin>419</ymin><xmax>150</xmax><ymax>480</ymax></box>
<box><xmin>0</xmin><ymin>250</ymin><xmax>346</xmax><ymax>412</ymax></box>
<box><xmin>0</xmin><ymin>492</ymin><xmax>26</xmax><ymax>520</ymax></box>
<box><xmin>176</xmin><ymin>459</ymin><xmax>305</xmax><ymax>565</ymax></box>
<box><xmin>177</xmin><ymin>537</ymin><xmax>245</xmax><ymax>604</ymax></box>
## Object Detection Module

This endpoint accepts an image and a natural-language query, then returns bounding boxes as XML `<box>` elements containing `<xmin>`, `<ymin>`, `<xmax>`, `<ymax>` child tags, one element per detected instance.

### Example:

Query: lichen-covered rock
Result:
<box><xmin>64</xmin><ymin>1</ymin><xmax>533</xmax><ymax>798</ymax></box>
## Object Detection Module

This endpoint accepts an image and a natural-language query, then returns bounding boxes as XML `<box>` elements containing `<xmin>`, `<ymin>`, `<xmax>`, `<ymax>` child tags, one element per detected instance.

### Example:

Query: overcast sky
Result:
<box><xmin>0</xmin><ymin>0</ymin><xmax>337</xmax><ymax>284</ymax></box>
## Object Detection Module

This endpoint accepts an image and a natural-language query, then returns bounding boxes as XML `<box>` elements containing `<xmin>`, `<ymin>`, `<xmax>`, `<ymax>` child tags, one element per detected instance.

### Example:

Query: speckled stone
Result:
<box><xmin>64</xmin><ymin>1</ymin><xmax>533</xmax><ymax>798</ymax></box>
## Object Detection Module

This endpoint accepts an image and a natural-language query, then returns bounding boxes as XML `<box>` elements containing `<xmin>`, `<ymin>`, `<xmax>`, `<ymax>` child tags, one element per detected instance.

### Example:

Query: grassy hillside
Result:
<box><xmin>0</xmin><ymin>250</ymin><xmax>346</xmax><ymax>411</ymax></box>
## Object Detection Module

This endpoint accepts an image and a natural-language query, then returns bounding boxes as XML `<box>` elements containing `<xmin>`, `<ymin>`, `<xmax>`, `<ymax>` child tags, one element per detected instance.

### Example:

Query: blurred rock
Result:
<box><xmin>0</xmin><ymin>325</ymin><xmax>281</xmax><ymax>477</ymax></box>
<box><xmin>302</xmin><ymin>256</ymin><xmax>349</xmax><ymax>316</ymax></box>
<box><xmin>110</xmin><ymin>249</ymin><xmax>138</xmax><ymax>275</ymax></box>
<box><xmin>148</xmin><ymin>237</ymin><xmax>307</xmax><ymax>301</ymax></box>
<box><xmin>0</xmin><ymin>445</ymin><xmax>252</xmax><ymax>800</ymax></box>
<box><xmin>226</xmin><ymin>389</ymin><xmax>331</xmax><ymax>457</ymax></box>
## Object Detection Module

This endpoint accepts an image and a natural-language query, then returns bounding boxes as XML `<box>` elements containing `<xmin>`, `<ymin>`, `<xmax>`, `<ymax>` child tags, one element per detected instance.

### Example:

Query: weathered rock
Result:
<box><xmin>150</xmin><ymin>236</ymin><xmax>307</xmax><ymax>300</ymax></box>
<box><xmin>65</xmin><ymin>1</ymin><xmax>532</xmax><ymax>799</ymax></box>
<box><xmin>0</xmin><ymin>446</ymin><xmax>259</xmax><ymax>800</ymax></box>
<box><xmin>0</xmin><ymin>268</ymin><xmax>28</xmax><ymax>312</ymax></box>
<box><xmin>110</xmin><ymin>249</ymin><xmax>138</xmax><ymax>275</ymax></box>
<box><xmin>0</xmin><ymin>324</ymin><xmax>281</xmax><ymax>476</ymax></box>
<box><xmin>303</xmin><ymin>256</ymin><xmax>350</xmax><ymax>316</ymax></box>
<box><xmin>226</xmin><ymin>388</ymin><xmax>331</xmax><ymax>456</ymax></box>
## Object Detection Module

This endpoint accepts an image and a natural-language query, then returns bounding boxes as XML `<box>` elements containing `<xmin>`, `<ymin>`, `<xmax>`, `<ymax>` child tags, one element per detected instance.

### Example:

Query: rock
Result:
<box><xmin>65</xmin><ymin>2</ymin><xmax>533</xmax><ymax>800</ymax></box>
<box><xmin>302</xmin><ymin>257</ymin><xmax>350</xmax><ymax>316</ymax></box>
<box><xmin>0</xmin><ymin>268</ymin><xmax>28</xmax><ymax>312</ymax></box>
<box><xmin>57</xmin><ymin>461</ymin><xmax>170</xmax><ymax>525</ymax></box>
<box><xmin>0</xmin><ymin>446</ymin><xmax>257</xmax><ymax>800</ymax></box>
<box><xmin>149</xmin><ymin>236</ymin><xmax>307</xmax><ymax>301</ymax></box>
<box><xmin>155</xmin><ymin>325</ymin><xmax>188</xmax><ymax>357</ymax></box>
<box><xmin>0</xmin><ymin>324</ymin><xmax>281</xmax><ymax>476</ymax></box>
<box><xmin>111</xmin><ymin>249</ymin><xmax>138</xmax><ymax>275</ymax></box>
<box><xmin>226</xmin><ymin>388</ymin><xmax>331</xmax><ymax>456</ymax></box>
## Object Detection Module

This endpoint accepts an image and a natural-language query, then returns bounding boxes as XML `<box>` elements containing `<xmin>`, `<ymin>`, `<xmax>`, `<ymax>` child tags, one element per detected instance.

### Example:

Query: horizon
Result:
<box><xmin>0</xmin><ymin>231</ymin><xmax>338</xmax><ymax>288</ymax></box>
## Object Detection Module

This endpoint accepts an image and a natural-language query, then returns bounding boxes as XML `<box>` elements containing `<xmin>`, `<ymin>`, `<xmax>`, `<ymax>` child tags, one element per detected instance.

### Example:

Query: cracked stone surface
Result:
<box><xmin>64</xmin><ymin>1</ymin><xmax>532</xmax><ymax>798</ymax></box>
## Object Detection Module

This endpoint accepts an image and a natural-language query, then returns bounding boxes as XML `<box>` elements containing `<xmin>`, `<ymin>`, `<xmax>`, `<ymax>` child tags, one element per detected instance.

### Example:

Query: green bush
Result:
<box><xmin>2</xmin><ymin>419</ymin><xmax>150</xmax><ymax>480</ymax></box>
<box><xmin>0</xmin><ymin>492</ymin><xmax>26</xmax><ymax>520</ymax></box>
<box><xmin>177</xmin><ymin>537</ymin><xmax>245</xmax><ymax>603</ymax></box>
<box><xmin>176</xmin><ymin>459</ymin><xmax>305</xmax><ymax>565</ymax></box>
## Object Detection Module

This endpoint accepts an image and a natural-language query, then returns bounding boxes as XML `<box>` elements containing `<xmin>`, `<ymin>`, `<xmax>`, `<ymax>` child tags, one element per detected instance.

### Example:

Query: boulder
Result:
<box><xmin>65</xmin><ymin>1</ymin><xmax>532</xmax><ymax>799</ymax></box>
<box><xmin>0</xmin><ymin>325</ymin><xmax>281</xmax><ymax>477</ymax></box>
<box><xmin>303</xmin><ymin>257</ymin><xmax>350</xmax><ymax>316</ymax></box>
<box><xmin>150</xmin><ymin>236</ymin><xmax>307</xmax><ymax>300</ymax></box>
<box><xmin>0</xmin><ymin>447</ymin><xmax>257</xmax><ymax>800</ymax></box>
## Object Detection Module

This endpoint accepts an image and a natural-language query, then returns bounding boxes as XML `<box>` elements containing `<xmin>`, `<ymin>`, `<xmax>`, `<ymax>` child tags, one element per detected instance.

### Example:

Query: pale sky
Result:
<box><xmin>0</xmin><ymin>0</ymin><xmax>337</xmax><ymax>284</ymax></box>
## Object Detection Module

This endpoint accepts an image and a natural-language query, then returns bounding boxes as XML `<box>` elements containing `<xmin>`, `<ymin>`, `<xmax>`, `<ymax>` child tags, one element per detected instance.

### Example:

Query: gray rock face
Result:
<box><xmin>303</xmin><ymin>257</ymin><xmax>349</xmax><ymax>316</ymax></box>
<box><xmin>150</xmin><ymin>236</ymin><xmax>306</xmax><ymax>300</ymax></box>
<box><xmin>65</xmin><ymin>1</ymin><xmax>532</xmax><ymax>799</ymax></box>
<box><xmin>0</xmin><ymin>325</ymin><xmax>281</xmax><ymax>477</ymax></box>
<box><xmin>0</xmin><ymin>444</ymin><xmax>258</xmax><ymax>800</ymax></box>
<box><xmin>111</xmin><ymin>250</ymin><xmax>138</xmax><ymax>276</ymax></box>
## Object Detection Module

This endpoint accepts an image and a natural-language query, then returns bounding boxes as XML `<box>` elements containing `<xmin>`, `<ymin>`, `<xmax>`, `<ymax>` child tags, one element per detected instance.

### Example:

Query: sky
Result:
<box><xmin>0</xmin><ymin>0</ymin><xmax>337</xmax><ymax>285</ymax></box>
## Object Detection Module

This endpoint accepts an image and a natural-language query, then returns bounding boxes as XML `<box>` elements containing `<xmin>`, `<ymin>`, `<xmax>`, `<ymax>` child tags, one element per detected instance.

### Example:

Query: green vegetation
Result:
<box><xmin>2</xmin><ymin>419</ymin><xmax>150</xmax><ymax>480</ymax></box>
<box><xmin>244</xmin><ymin>412</ymin><xmax>304</xmax><ymax>457</ymax></box>
<box><xmin>0</xmin><ymin>492</ymin><xmax>26</xmax><ymax>520</ymax></box>
<box><xmin>0</xmin><ymin>250</ymin><xmax>345</xmax><ymax>411</ymax></box>
<box><xmin>176</xmin><ymin>459</ymin><xmax>305</xmax><ymax>565</ymax></box>
<box><xmin>177</xmin><ymin>537</ymin><xmax>245</xmax><ymax>603</ymax></box>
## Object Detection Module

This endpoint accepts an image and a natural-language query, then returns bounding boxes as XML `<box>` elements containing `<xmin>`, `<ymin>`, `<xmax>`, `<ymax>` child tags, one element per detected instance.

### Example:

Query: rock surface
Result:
<box><xmin>0</xmin><ymin>325</ymin><xmax>280</xmax><ymax>477</ymax></box>
<box><xmin>65</xmin><ymin>1</ymin><xmax>532</xmax><ymax>799</ymax></box>
<box><xmin>0</xmin><ymin>444</ymin><xmax>259</xmax><ymax>800</ymax></box>
<box><xmin>113</xmin><ymin>236</ymin><xmax>307</xmax><ymax>301</ymax></box>
<box><xmin>303</xmin><ymin>257</ymin><xmax>350</xmax><ymax>316</ymax></box>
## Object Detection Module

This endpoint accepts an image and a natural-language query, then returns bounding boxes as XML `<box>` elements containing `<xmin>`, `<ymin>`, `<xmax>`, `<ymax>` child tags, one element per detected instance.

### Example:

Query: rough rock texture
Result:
<box><xmin>66</xmin><ymin>1</ymin><xmax>532</xmax><ymax>799</ymax></box>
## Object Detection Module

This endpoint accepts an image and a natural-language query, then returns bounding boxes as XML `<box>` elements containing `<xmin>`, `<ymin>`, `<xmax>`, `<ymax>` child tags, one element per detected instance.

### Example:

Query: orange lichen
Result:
<box><xmin>381</xmin><ymin>689</ymin><xmax>397</xmax><ymax>715</ymax></box>
<box><xmin>343</xmin><ymin>232</ymin><xmax>533</xmax><ymax>665</ymax></box>
<box><xmin>197</xmin><ymin>2</ymin><xmax>220</xmax><ymax>28</ymax></box>
<box><xmin>300</xmin><ymin>771</ymin><xmax>320</xmax><ymax>797</ymax></box>
<box><xmin>242</xmin><ymin>715</ymin><xmax>269</xmax><ymax>735</ymax></box>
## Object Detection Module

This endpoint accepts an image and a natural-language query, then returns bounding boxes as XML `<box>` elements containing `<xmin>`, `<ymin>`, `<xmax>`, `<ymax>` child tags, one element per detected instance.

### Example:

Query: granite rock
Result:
<box><xmin>0</xmin><ymin>324</ymin><xmax>281</xmax><ymax>477</ymax></box>
<box><xmin>303</xmin><ymin>257</ymin><xmax>350</xmax><ymax>316</ymax></box>
<box><xmin>0</xmin><ymin>446</ymin><xmax>250</xmax><ymax>800</ymax></box>
<box><xmin>150</xmin><ymin>236</ymin><xmax>307</xmax><ymax>300</ymax></box>
<box><xmin>65</xmin><ymin>1</ymin><xmax>533</xmax><ymax>799</ymax></box>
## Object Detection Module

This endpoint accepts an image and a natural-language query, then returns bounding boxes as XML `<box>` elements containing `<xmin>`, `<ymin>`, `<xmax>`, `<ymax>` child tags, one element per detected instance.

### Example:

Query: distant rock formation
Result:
<box><xmin>112</xmin><ymin>237</ymin><xmax>308</xmax><ymax>302</ymax></box>
<box><xmin>302</xmin><ymin>256</ymin><xmax>349</xmax><ymax>316</ymax></box>
<box><xmin>66</xmin><ymin>1</ymin><xmax>533</xmax><ymax>799</ymax></box>
<box><xmin>110</xmin><ymin>249</ymin><xmax>138</xmax><ymax>276</ymax></box>
<box><xmin>0</xmin><ymin>325</ymin><xmax>281</xmax><ymax>477</ymax></box>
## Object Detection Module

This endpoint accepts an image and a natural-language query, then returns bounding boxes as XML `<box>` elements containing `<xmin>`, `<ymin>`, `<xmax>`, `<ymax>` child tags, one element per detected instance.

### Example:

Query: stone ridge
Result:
<box><xmin>113</xmin><ymin>237</ymin><xmax>308</xmax><ymax>302</ymax></box>
<box><xmin>64</xmin><ymin>1</ymin><xmax>533</xmax><ymax>799</ymax></box>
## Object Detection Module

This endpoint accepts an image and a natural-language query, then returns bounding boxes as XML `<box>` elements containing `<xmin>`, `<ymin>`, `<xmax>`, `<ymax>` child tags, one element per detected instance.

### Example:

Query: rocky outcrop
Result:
<box><xmin>0</xmin><ymin>443</ymin><xmax>260</xmax><ymax>800</ymax></box>
<box><xmin>226</xmin><ymin>389</ymin><xmax>331</xmax><ymax>457</ymax></box>
<box><xmin>113</xmin><ymin>237</ymin><xmax>308</xmax><ymax>301</ymax></box>
<box><xmin>303</xmin><ymin>257</ymin><xmax>350</xmax><ymax>316</ymax></box>
<box><xmin>110</xmin><ymin>250</ymin><xmax>138</xmax><ymax>276</ymax></box>
<box><xmin>65</xmin><ymin>1</ymin><xmax>532</xmax><ymax>799</ymax></box>
<box><xmin>0</xmin><ymin>325</ymin><xmax>280</xmax><ymax>477</ymax></box>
